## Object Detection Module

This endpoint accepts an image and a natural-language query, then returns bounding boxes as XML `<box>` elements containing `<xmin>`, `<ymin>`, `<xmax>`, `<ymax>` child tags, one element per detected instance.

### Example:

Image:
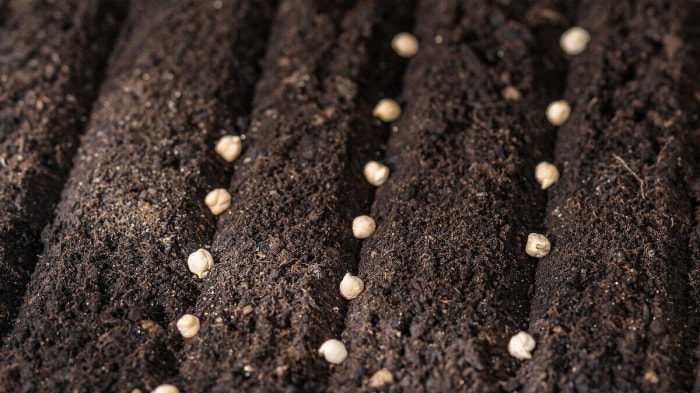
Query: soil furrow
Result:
<box><xmin>176</xmin><ymin>0</ymin><xmax>414</xmax><ymax>391</ymax></box>
<box><xmin>329</xmin><ymin>0</ymin><xmax>551</xmax><ymax>391</ymax></box>
<box><xmin>0</xmin><ymin>0</ymin><xmax>127</xmax><ymax>338</ymax></box>
<box><xmin>0</xmin><ymin>1</ymin><xmax>275</xmax><ymax>391</ymax></box>
<box><xmin>518</xmin><ymin>1</ymin><xmax>696</xmax><ymax>392</ymax></box>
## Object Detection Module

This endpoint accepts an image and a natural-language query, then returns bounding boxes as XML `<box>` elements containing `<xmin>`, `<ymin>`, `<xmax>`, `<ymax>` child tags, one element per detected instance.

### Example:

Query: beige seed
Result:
<box><xmin>363</xmin><ymin>161</ymin><xmax>390</xmax><ymax>186</ymax></box>
<box><xmin>525</xmin><ymin>233</ymin><xmax>551</xmax><ymax>258</ymax></box>
<box><xmin>151</xmin><ymin>384</ymin><xmax>179</xmax><ymax>393</ymax></box>
<box><xmin>215</xmin><ymin>135</ymin><xmax>242</xmax><ymax>162</ymax></box>
<box><xmin>373</xmin><ymin>98</ymin><xmax>401</xmax><ymax>122</ymax></box>
<box><xmin>368</xmin><ymin>368</ymin><xmax>394</xmax><ymax>388</ymax></box>
<box><xmin>176</xmin><ymin>314</ymin><xmax>201</xmax><ymax>339</ymax></box>
<box><xmin>391</xmin><ymin>32</ymin><xmax>419</xmax><ymax>57</ymax></box>
<box><xmin>204</xmin><ymin>188</ymin><xmax>231</xmax><ymax>215</ymax></box>
<box><xmin>339</xmin><ymin>273</ymin><xmax>364</xmax><ymax>300</ymax></box>
<box><xmin>534</xmin><ymin>161</ymin><xmax>560</xmax><ymax>190</ymax></box>
<box><xmin>560</xmin><ymin>26</ymin><xmax>591</xmax><ymax>55</ymax></box>
<box><xmin>545</xmin><ymin>100</ymin><xmax>571</xmax><ymax>126</ymax></box>
<box><xmin>187</xmin><ymin>248</ymin><xmax>214</xmax><ymax>279</ymax></box>
<box><xmin>352</xmin><ymin>215</ymin><xmax>376</xmax><ymax>239</ymax></box>
<box><xmin>508</xmin><ymin>331</ymin><xmax>536</xmax><ymax>360</ymax></box>
<box><xmin>318</xmin><ymin>339</ymin><xmax>348</xmax><ymax>364</ymax></box>
<box><xmin>502</xmin><ymin>86</ymin><xmax>521</xmax><ymax>101</ymax></box>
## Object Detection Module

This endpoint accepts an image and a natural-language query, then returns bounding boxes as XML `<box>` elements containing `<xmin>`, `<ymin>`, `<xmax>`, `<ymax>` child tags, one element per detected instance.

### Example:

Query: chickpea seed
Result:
<box><xmin>508</xmin><ymin>331</ymin><xmax>536</xmax><ymax>360</ymax></box>
<box><xmin>187</xmin><ymin>248</ymin><xmax>214</xmax><ymax>279</ymax></box>
<box><xmin>339</xmin><ymin>273</ymin><xmax>364</xmax><ymax>300</ymax></box>
<box><xmin>546</xmin><ymin>100</ymin><xmax>571</xmax><ymax>126</ymax></box>
<box><xmin>373</xmin><ymin>99</ymin><xmax>401</xmax><ymax>122</ymax></box>
<box><xmin>560</xmin><ymin>26</ymin><xmax>591</xmax><ymax>55</ymax></box>
<box><xmin>151</xmin><ymin>385</ymin><xmax>179</xmax><ymax>393</ymax></box>
<box><xmin>363</xmin><ymin>161</ymin><xmax>390</xmax><ymax>186</ymax></box>
<box><xmin>215</xmin><ymin>135</ymin><xmax>242</xmax><ymax>162</ymax></box>
<box><xmin>526</xmin><ymin>233</ymin><xmax>551</xmax><ymax>258</ymax></box>
<box><xmin>391</xmin><ymin>32</ymin><xmax>419</xmax><ymax>58</ymax></box>
<box><xmin>204</xmin><ymin>188</ymin><xmax>231</xmax><ymax>215</ymax></box>
<box><xmin>352</xmin><ymin>215</ymin><xmax>376</xmax><ymax>239</ymax></box>
<box><xmin>176</xmin><ymin>314</ymin><xmax>201</xmax><ymax>339</ymax></box>
<box><xmin>318</xmin><ymin>339</ymin><xmax>348</xmax><ymax>364</ymax></box>
<box><xmin>535</xmin><ymin>161</ymin><xmax>560</xmax><ymax>190</ymax></box>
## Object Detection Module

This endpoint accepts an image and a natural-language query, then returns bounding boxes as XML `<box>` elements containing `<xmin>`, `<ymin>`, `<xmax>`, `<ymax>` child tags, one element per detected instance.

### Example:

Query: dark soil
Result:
<box><xmin>176</xmin><ymin>0</ymin><xmax>414</xmax><ymax>391</ymax></box>
<box><xmin>0</xmin><ymin>1</ymin><xmax>697</xmax><ymax>392</ymax></box>
<box><xmin>330</xmin><ymin>0</ymin><xmax>552</xmax><ymax>391</ymax></box>
<box><xmin>516</xmin><ymin>1</ymin><xmax>697</xmax><ymax>392</ymax></box>
<box><xmin>0</xmin><ymin>0</ymin><xmax>126</xmax><ymax>337</ymax></box>
<box><xmin>0</xmin><ymin>0</ymin><xmax>274</xmax><ymax>391</ymax></box>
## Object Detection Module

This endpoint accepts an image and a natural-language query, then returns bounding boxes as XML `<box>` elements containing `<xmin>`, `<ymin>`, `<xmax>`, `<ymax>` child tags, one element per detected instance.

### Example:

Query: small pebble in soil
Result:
<box><xmin>352</xmin><ymin>215</ymin><xmax>376</xmax><ymax>239</ymax></box>
<box><xmin>373</xmin><ymin>98</ymin><xmax>401</xmax><ymax>122</ymax></box>
<box><xmin>215</xmin><ymin>135</ymin><xmax>242</xmax><ymax>162</ymax></box>
<box><xmin>391</xmin><ymin>32</ymin><xmax>419</xmax><ymax>57</ymax></box>
<box><xmin>339</xmin><ymin>273</ymin><xmax>365</xmax><ymax>300</ymax></box>
<box><xmin>176</xmin><ymin>314</ymin><xmax>201</xmax><ymax>339</ymax></box>
<box><xmin>526</xmin><ymin>233</ymin><xmax>551</xmax><ymax>258</ymax></box>
<box><xmin>560</xmin><ymin>26</ymin><xmax>591</xmax><ymax>55</ymax></box>
<box><xmin>546</xmin><ymin>100</ymin><xmax>571</xmax><ymax>126</ymax></box>
<box><xmin>535</xmin><ymin>161</ymin><xmax>560</xmax><ymax>190</ymax></box>
<box><xmin>502</xmin><ymin>86</ymin><xmax>521</xmax><ymax>101</ymax></box>
<box><xmin>205</xmin><ymin>188</ymin><xmax>231</xmax><ymax>215</ymax></box>
<box><xmin>508</xmin><ymin>331</ymin><xmax>536</xmax><ymax>360</ymax></box>
<box><xmin>363</xmin><ymin>161</ymin><xmax>390</xmax><ymax>186</ymax></box>
<box><xmin>368</xmin><ymin>368</ymin><xmax>394</xmax><ymax>388</ymax></box>
<box><xmin>151</xmin><ymin>384</ymin><xmax>179</xmax><ymax>393</ymax></box>
<box><xmin>319</xmin><ymin>339</ymin><xmax>348</xmax><ymax>364</ymax></box>
<box><xmin>187</xmin><ymin>248</ymin><xmax>214</xmax><ymax>279</ymax></box>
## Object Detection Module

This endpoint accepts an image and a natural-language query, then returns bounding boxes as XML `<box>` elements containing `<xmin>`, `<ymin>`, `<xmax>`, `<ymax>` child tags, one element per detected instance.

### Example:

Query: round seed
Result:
<box><xmin>535</xmin><ymin>161</ymin><xmax>560</xmax><ymax>190</ymax></box>
<box><xmin>204</xmin><ymin>188</ymin><xmax>231</xmax><ymax>215</ymax></box>
<box><xmin>215</xmin><ymin>135</ymin><xmax>242</xmax><ymax>162</ymax></box>
<box><xmin>363</xmin><ymin>161</ymin><xmax>390</xmax><ymax>186</ymax></box>
<box><xmin>352</xmin><ymin>215</ymin><xmax>376</xmax><ymax>239</ymax></box>
<box><xmin>318</xmin><ymin>339</ymin><xmax>348</xmax><ymax>364</ymax></box>
<box><xmin>526</xmin><ymin>233</ymin><xmax>551</xmax><ymax>258</ymax></box>
<box><xmin>187</xmin><ymin>248</ymin><xmax>214</xmax><ymax>279</ymax></box>
<box><xmin>176</xmin><ymin>314</ymin><xmax>201</xmax><ymax>339</ymax></box>
<box><xmin>368</xmin><ymin>368</ymin><xmax>394</xmax><ymax>388</ymax></box>
<box><xmin>373</xmin><ymin>98</ymin><xmax>401</xmax><ymax>122</ymax></box>
<box><xmin>545</xmin><ymin>100</ymin><xmax>571</xmax><ymax>126</ymax></box>
<box><xmin>508</xmin><ymin>331</ymin><xmax>536</xmax><ymax>360</ymax></box>
<box><xmin>151</xmin><ymin>384</ymin><xmax>179</xmax><ymax>393</ymax></box>
<box><xmin>560</xmin><ymin>26</ymin><xmax>591</xmax><ymax>55</ymax></box>
<box><xmin>391</xmin><ymin>32</ymin><xmax>419</xmax><ymax>57</ymax></box>
<box><xmin>339</xmin><ymin>273</ymin><xmax>364</xmax><ymax>300</ymax></box>
<box><xmin>502</xmin><ymin>86</ymin><xmax>521</xmax><ymax>101</ymax></box>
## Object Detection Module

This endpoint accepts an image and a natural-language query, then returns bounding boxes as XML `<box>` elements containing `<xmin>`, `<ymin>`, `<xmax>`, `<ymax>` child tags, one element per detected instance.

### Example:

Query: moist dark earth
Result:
<box><xmin>0</xmin><ymin>0</ymin><xmax>698</xmax><ymax>392</ymax></box>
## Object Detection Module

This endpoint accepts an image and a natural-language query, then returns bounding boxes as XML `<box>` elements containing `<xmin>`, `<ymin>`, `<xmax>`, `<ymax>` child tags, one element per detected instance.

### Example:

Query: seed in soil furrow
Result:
<box><xmin>176</xmin><ymin>0</ymin><xmax>415</xmax><ymax>391</ymax></box>
<box><xmin>0</xmin><ymin>1</ymin><xmax>275</xmax><ymax>391</ymax></box>
<box><xmin>519</xmin><ymin>1</ymin><xmax>697</xmax><ymax>392</ymax></box>
<box><xmin>0</xmin><ymin>0</ymin><xmax>127</xmax><ymax>338</ymax></box>
<box><xmin>331</xmin><ymin>0</ymin><xmax>549</xmax><ymax>391</ymax></box>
